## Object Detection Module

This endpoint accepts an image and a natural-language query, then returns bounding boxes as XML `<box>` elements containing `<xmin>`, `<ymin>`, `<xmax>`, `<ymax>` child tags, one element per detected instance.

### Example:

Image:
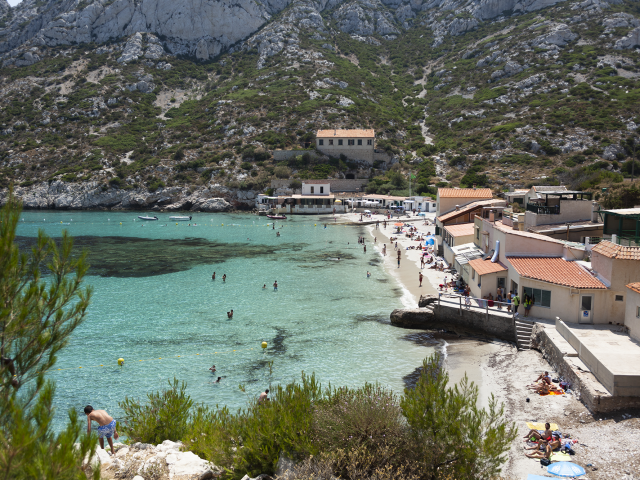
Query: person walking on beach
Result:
<box><xmin>222</xmin><ymin>274</ymin><xmax>226</xmax><ymax>283</ymax></box>
<box><xmin>419</xmin><ymin>272</ymin><xmax>423</xmax><ymax>287</ymax></box>
<box><xmin>397</xmin><ymin>250</ymin><xmax>401</xmax><ymax>268</ymax></box>
<box><xmin>383</xmin><ymin>244</ymin><xmax>386</xmax><ymax>256</ymax></box>
<box><xmin>363</xmin><ymin>245</ymin><xmax>366</xmax><ymax>254</ymax></box>
<box><xmin>420</xmin><ymin>256</ymin><xmax>425</xmax><ymax>269</ymax></box>
<box><xmin>512</xmin><ymin>293</ymin><xmax>520</xmax><ymax>316</ymax></box>
<box><xmin>273</xmin><ymin>280</ymin><xmax>278</xmax><ymax>291</ymax></box>
<box><xmin>212</xmin><ymin>272</ymin><xmax>216</xmax><ymax>280</ymax></box>
<box><xmin>84</xmin><ymin>406</ymin><xmax>119</xmax><ymax>455</ymax></box>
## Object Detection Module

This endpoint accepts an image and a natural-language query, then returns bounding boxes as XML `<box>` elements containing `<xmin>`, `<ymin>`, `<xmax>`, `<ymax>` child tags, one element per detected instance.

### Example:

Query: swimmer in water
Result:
<box><xmin>273</xmin><ymin>280</ymin><xmax>278</xmax><ymax>291</ymax></box>
<box><xmin>367</xmin><ymin>271</ymin><xmax>371</xmax><ymax>278</ymax></box>
<box><xmin>212</xmin><ymin>272</ymin><xmax>216</xmax><ymax>280</ymax></box>
<box><xmin>276</xmin><ymin>232</ymin><xmax>280</xmax><ymax>237</ymax></box>
<box><xmin>209</xmin><ymin>365</ymin><xmax>216</xmax><ymax>373</ymax></box>
<box><xmin>222</xmin><ymin>274</ymin><xmax>226</xmax><ymax>282</ymax></box>
<box><xmin>263</xmin><ymin>284</ymin><xmax>266</xmax><ymax>289</ymax></box>
<box><xmin>214</xmin><ymin>377</ymin><xmax>222</xmax><ymax>383</ymax></box>
<box><xmin>227</xmin><ymin>310</ymin><xmax>233</xmax><ymax>319</ymax></box>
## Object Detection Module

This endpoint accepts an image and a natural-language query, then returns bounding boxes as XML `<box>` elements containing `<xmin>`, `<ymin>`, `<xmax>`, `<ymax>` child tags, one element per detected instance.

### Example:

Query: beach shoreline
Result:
<box><xmin>337</xmin><ymin>211</ymin><xmax>640</xmax><ymax>478</ymax></box>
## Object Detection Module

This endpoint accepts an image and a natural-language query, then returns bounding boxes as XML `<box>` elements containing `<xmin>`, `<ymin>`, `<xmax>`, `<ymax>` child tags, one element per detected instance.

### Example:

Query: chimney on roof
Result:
<box><xmin>473</xmin><ymin>184</ymin><xmax>477</xmax><ymax>189</ymax></box>
<box><xmin>455</xmin><ymin>205</ymin><xmax>460</xmax><ymax>211</ymax></box>
<box><xmin>334</xmin><ymin>129</ymin><xmax>337</xmax><ymax>136</ymax></box>
<box><xmin>489</xmin><ymin>210</ymin><xmax>495</xmax><ymax>223</ymax></box>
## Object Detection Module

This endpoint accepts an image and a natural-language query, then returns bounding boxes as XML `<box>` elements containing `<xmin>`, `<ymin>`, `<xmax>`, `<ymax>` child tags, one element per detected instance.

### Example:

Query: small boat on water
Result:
<box><xmin>267</xmin><ymin>214</ymin><xmax>287</xmax><ymax>220</ymax></box>
<box><xmin>138</xmin><ymin>216</ymin><xmax>159</xmax><ymax>221</ymax></box>
<box><xmin>170</xmin><ymin>215</ymin><xmax>192</xmax><ymax>221</ymax></box>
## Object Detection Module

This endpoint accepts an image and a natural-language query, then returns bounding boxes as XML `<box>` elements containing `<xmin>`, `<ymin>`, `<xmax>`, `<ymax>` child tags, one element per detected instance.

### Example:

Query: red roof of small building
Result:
<box><xmin>508</xmin><ymin>257</ymin><xmax>606</xmax><ymax>289</ymax></box>
<box><xmin>468</xmin><ymin>258</ymin><xmax>508</xmax><ymax>275</ymax></box>
<box><xmin>437</xmin><ymin>188</ymin><xmax>493</xmax><ymax>199</ymax></box>
<box><xmin>626</xmin><ymin>282</ymin><xmax>640</xmax><ymax>294</ymax></box>
<box><xmin>591</xmin><ymin>241</ymin><xmax>640</xmax><ymax>260</ymax></box>
<box><xmin>316</xmin><ymin>129</ymin><xmax>375</xmax><ymax>138</ymax></box>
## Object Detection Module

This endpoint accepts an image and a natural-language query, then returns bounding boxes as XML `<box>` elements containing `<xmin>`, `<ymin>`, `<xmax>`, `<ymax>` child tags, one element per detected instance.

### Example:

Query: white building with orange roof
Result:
<box><xmin>315</xmin><ymin>129</ymin><xmax>375</xmax><ymax>163</ymax></box>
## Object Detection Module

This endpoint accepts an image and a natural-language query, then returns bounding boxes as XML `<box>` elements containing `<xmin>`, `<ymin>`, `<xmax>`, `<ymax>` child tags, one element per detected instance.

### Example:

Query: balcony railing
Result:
<box><xmin>526</xmin><ymin>203</ymin><xmax>560</xmax><ymax>215</ymax></box>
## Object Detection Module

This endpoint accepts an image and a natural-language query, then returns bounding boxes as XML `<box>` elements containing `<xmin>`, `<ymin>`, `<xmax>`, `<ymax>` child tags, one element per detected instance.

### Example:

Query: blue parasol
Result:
<box><xmin>547</xmin><ymin>462</ymin><xmax>586</xmax><ymax>477</ymax></box>
<box><xmin>425</xmin><ymin>235</ymin><xmax>436</xmax><ymax>245</ymax></box>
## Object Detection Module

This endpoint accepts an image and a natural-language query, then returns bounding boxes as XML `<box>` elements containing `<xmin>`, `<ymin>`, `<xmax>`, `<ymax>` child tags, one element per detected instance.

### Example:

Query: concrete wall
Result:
<box><xmin>316</xmin><ymin>137</ymin><xmax>374</xmax><ymax>163</ymax></box>
<box><xmin>591</xmin><ymin>255</ymin><xmax>640</xmax><ymax>324</ymax></box>
<box><xmin>273</xmin><ymin>150</ymin><xmax>320</xmax><ymax>161</ymax></box>
<box><xmin>625</xmin><ymin>289</ymin><xmax>640</xmax><ymax>342</ymax></box>
<box><xmin>270</xmin><ymin>179</ymin><xmax>369</xmax><ymax>192</ymax></box>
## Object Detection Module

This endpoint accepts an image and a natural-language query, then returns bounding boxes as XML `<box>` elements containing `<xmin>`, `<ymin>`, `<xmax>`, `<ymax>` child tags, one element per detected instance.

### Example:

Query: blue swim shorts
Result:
<box><xmin>97</xmin><ymin>419</ymin><xmax>116</xmax><ymax>439</ymax></box>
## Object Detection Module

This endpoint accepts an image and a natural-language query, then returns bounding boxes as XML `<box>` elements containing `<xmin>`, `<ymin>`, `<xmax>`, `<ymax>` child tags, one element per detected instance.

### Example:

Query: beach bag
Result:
<box><xmin>540</xmin><ymin>458</ymin><xmax>551</xmax><ymax>466</ymax></box>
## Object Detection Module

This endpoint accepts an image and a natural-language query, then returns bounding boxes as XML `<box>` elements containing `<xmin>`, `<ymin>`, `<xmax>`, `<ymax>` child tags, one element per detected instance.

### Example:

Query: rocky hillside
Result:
<box><xmin>0</xmin><ymin>0</ymin><xmax>639</xmax><ymax>209</ymax></box>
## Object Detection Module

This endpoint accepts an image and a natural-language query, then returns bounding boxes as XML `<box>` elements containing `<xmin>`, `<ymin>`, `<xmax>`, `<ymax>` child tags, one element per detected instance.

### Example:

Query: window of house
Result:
<box><xmin>310</xmin><ymin>186</ymin><xmax>314</xmax><ymax>193</ymax></box>
<box><xmin>348</xmin><ymin>139</ymin><xmax>354</xmax><ymax>145</ymax></box>
<box><xmin>637</xmin><ymin>306</ymin><xmax>640</xmax><ymax>318</ymax></box>
<box><xmin>329</xmin><ymin>139</ymin><xmax>334</xmax><ymax>146</ymax></box>
<box><xmin>358</xmin><ymin>139</ymin><xmax>362</xmax><ymax>145</ymax></box>
<box><xmin>476</xmin><ymin>227</ymin><xmax>480</xmax><ymax>240</ymax></box>
<box><xmin>472</xmin><ymin>269</ymin><xmax>475</xmax><ymax>280</ymax></box>
<box><xmin>318</xmin><ymin>139</ymin><xmax>324</xmax><ymax>146</ymax></box>
<box><xmin>367</xmin><ymin>139</ymin><xmax>372</xmax><ymax>145</ymax></box>
<box><xmin>615</xmin><ymin>295</ymin><xmax>624</xmax><ymax>302</ymax></box>
<box><xmin>320</xmin><ymin>186</ymin><xmax>324</xmax><ymax>193</ymax></box>
<box><xmin>497</xmin><ymin>278</ymin><xmax>506</xmax><ymax>289</ymax></box>
<box><xmin>478</xmin><ymin>276</ymin><xmax>481</xmax><ymax>286</ymax></box>
<box><xmin>523</xmin><ymin>287</ymin><xmax>551</xmax><ymax>308</ymax></box>
<box><xmin>338</xmin><ymin>139</ymin><xmax>343</xmax><ymax>146</ymax></box>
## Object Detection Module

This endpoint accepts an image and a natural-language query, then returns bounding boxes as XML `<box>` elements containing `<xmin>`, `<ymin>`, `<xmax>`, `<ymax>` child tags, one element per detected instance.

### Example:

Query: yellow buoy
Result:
<box><xmin>119</xmin><ymin>222</ymin><xmax>122</xmax><ymax>225</ymax></box>
<box><xmin>117</xmin><ymin>358</ymin><xmax>125</xmax><ymax>366</ymax></box>
<box><xmin>261</xmin><ymin>341</ymin><xmax>268</xmax><ymax>349</ymax></box>
<box><xmin>314</xmin><ymin>224</ymin><xmax>317</xmax><ymax>226</ymax></box>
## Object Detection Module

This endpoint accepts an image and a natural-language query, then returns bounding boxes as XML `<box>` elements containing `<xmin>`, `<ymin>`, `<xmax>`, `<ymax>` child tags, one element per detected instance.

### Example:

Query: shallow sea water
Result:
<box><xmin>17</xmin><ymin>211</ymin><xmax>435</xmax><ymax>430</ymax></box>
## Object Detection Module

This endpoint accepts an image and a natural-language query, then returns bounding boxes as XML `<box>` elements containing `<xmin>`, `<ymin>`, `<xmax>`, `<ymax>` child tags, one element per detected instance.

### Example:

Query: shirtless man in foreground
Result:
<box><xmin>85</xmin><ymin>405</ymin><xmax>119</xmax><ymax>454</ymax></box>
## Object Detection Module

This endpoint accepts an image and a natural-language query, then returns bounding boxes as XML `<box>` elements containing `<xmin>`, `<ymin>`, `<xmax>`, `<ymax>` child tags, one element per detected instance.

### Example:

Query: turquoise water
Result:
<box><xmin>16</xmin><ymin>211</ymin><xmax>434</xmax><ymax>430</ymax></box>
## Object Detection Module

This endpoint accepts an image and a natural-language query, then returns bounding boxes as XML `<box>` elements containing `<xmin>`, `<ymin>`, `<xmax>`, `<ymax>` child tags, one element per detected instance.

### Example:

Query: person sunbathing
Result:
<box><xmin>534</xmin><ymin>371</ymin><xmax>552</xmax><ymax>385</ymax></box>
<box><xmin>523</xmin><ymin>423</ymin><xmax>552</xmax><ymax>443</ymax></box>
<box><xmin>525</xmin><ymin>434</ymin><xmax>561</xmax><ymax>459</ymax></box>
<box><xmin>528</xmin><ymin>383</ymin><xmax>563</xmax><ymax>395</ymax></box>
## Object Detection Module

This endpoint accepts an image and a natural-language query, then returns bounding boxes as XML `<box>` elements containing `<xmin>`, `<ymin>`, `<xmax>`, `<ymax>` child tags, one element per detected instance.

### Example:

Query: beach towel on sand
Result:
<box><xmin>549</xmin><ymin>452</ymin><xmax>572</xmax><ymax>462</ymax></box>
<box><xmin>540</xmin><ymin>390</ymin><xmax>564</xmax><ymax>396</ymax></box>
<box><xmin>526</xmin><ymin>422</ymin><xmax>559</xmax><ymax>431</ymax></box>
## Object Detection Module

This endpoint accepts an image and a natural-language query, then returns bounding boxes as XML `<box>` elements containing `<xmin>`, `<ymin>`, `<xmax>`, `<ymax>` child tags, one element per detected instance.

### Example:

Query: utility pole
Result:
<box><xmin>633</xmin><ymin>136</ymin><xmax>636</xmax><ymax>184</ymax></box>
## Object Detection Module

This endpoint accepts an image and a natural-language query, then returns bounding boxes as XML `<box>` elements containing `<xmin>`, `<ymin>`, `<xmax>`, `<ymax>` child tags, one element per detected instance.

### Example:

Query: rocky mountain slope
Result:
<box><xmin>0</xmin><ymin>0</ymin><xmax>639</xmax><ymax>210</ymax></box>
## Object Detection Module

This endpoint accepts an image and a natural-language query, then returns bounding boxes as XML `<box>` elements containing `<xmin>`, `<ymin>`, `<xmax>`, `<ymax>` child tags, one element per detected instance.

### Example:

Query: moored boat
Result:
<box><xmin>138</xmin><ymin>216</ymin><xmax>159</xmax><ymax>221</ymax></box>
<box><xmin>267</xmin><ymin>214</ymin><xmax>287</xmax><ymax>220</ymax></box>
<box><xmin>169</xmin><ymin>215</ymin><xmax>192</xmax><ymax>221</ymax></box>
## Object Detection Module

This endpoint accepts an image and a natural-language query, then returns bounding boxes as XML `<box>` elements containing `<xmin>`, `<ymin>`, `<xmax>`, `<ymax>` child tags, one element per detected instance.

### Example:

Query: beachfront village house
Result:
<box><xmin>264</xmin><ymin>180</ymin><xmax>344</xmax><ymax>214</ymax></box>
<box><xmin>466</xmin><ymin>214</ymin><xmax>640</xmax><ymax>325</ymax></box>
<box><xmin>625</xmin><ymin>283</ymin><xmax>640</xmax><ymax>342</ymax></box>
<box><xmin>434</xmin><ymin>188</ymin><xmax>494</xmax><ymax>249</ymax></box>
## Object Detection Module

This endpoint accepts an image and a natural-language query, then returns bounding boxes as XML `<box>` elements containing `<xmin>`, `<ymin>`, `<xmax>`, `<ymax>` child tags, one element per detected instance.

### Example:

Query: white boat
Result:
<box><xmin>138</xmin><ymin>216</ymin><xmax>158</xmax><ymax>221</ymax></box>
<box><xmin>169</xmin><ymin>215</ymin><xmax>192</xmax><ymax>221</ymax></box>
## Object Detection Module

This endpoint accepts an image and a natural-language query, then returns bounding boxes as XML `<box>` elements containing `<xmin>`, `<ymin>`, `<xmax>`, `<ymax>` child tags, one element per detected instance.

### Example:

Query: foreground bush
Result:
<box><xmin>121</xmin><ymin>354</ymin><xmax>517</xmax><ymax>480</ymax></box>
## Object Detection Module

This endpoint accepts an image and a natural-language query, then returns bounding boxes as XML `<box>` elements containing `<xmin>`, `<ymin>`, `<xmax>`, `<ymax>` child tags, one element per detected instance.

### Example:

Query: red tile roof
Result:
<box><xmin>438</xmin><ymin>188</ymin><xmax>493</xmax><ymax>199</ymax></box>
<box><xmin>591</xmin><ymin>241</ymin><xmax>640</xmax><ymax>260</ymax></box>
<box><xmin>468</xmin><ymin>257</ymin><xmax>508</xmax><ymax>275</ymax></box>
<box><xmin>302</xmin><ymin>180</ymin><xmax>331</xmax><ymax>184</ymax></box>
<box><xmin>627</xmin><ymin>283</ymin><xmax>640</xmax><ymax>294</ymax></box>
<box><xmin>443</xmin><ymin>223</ymin><xmax>475</xmax><ymax>237</ymax></box>
<box><xmin>508</xmin><ymin>257</ymin><xmax>606</xmax><ymax>289</ymax></box>
<box><xmin>317</xmin><ymin>129</ymin><xmax>375</xmax><ymax>138</ymax></box>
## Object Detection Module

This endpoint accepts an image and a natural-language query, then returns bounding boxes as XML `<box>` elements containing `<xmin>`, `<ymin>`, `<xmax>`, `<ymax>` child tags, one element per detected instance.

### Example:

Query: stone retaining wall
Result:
<box><xmin>272</xmin><ymin>150</ymin><xmax>321</xmax><ymax>161</ymax></box>
<box><xmin>270</xmin><ymin>179</ymin><xmax>369</xmax><ymax>192</ymax></box>
<box><xmin>531</xmin><ymin>325</ymin><xmax>640</xmax><ymax>413</ymax></box>
<box><xmin>390</xmin><ymin>297</ymin><xmax>517</xmax><ymax>343</ymax></box>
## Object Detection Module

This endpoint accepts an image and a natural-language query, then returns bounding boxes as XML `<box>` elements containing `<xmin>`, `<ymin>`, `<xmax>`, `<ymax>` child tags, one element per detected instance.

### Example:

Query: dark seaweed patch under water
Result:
<box><xmin>14</xmin><ymin>236</ymin><xmax>305</xmax><ymax>278</ymax></box>
<box><xmin>353</xmin><ymin>314</ymin><xmax>390</xmax><ymax>325</ymax></box>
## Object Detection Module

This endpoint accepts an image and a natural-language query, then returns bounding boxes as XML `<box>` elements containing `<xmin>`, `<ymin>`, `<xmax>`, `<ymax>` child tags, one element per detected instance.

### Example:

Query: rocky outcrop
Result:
<box><xmin>89</xmin><ymin>440</ymin><xmax>219</xmax><ymax>479</ymax></box>
<box><xmin>614</xmin><ymin>26</ymin><xmax>640</xmax><ymax>50</ymax></box>
<box><xmin>418</xmin><ymin>294</ymin><xmax>438</xmax><ymax>308</ymax></box>
<box><xmin>390</xmin><ymin>306</ymin><xmax>436</xmax><ymax>328</ymax></box>
<box><xmin>531</xmin><ymin>23</ymin><xmax>578</xmax><ymax>47</ymax></box>
<box><xmin>1</xmin><ymin>181</ymin><xmax>234</xmax><ymax>212</ymax></box>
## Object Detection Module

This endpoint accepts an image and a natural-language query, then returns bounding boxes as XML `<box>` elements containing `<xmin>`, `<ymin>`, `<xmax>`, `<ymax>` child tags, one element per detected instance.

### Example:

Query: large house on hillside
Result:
<box><xmin>316</xmin><ymin>129</ymin><xmax>375</xmax><ymax>163</ymax></box>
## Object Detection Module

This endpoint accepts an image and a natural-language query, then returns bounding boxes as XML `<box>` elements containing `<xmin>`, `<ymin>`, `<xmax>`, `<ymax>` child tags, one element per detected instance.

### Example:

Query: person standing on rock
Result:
<box><xmin>84</xmin><ymin>405</ymin><xmax>119</xmax><ymax>455</ymax></box>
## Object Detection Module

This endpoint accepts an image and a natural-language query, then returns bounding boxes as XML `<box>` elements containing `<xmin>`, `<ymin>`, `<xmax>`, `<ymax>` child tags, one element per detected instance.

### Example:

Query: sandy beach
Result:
<box><xmin>337</xmin><ymin>211</ymin><xmax>640</xmax><ymax>479</ymax></box>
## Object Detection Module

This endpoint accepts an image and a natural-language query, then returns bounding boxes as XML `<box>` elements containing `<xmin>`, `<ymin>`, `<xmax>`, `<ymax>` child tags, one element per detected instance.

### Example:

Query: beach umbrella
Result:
<box><xmin>335</xmin><ymin>200</ymin><xmax>342</xmax><ymax>204</ymax></box>
<box><xmin>418</xmin><ymin>212</ymin><xmax>426</xmax><ymax>216</ymax></box>
<box><xmin>394</xmin><ymin>222</ymin><xmax>404</xmax><ymax>226</ymax></box>
<box><xmin>547</xmin><ymin>462</ymin><xmax>586</xmax><ymax>477</ymax></box>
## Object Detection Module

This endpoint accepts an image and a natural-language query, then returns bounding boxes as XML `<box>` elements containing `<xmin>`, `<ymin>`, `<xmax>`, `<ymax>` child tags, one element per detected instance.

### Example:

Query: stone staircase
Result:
<box><xmin>515</xmin><ymin>318</ymin><xmax>535</xmax><ymax>350</ymax></box>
